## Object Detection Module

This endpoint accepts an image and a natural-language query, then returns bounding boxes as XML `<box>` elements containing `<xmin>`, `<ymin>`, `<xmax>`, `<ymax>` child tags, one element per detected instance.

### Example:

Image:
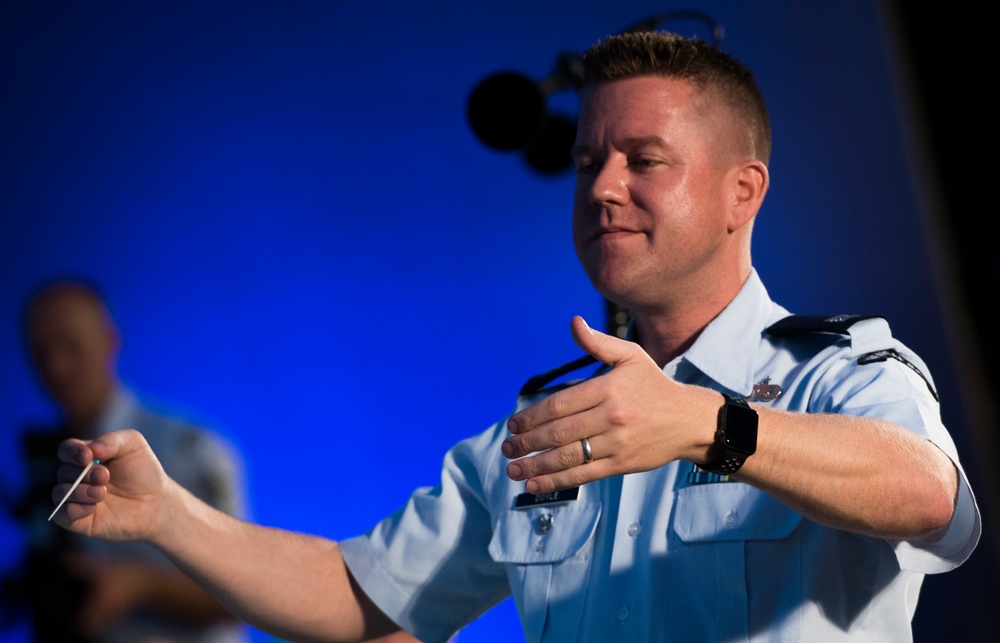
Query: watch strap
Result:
<box><xmin>699</xmin><ymin>393</ymin><xmax>757</xmax><ymax>475</ymax></box>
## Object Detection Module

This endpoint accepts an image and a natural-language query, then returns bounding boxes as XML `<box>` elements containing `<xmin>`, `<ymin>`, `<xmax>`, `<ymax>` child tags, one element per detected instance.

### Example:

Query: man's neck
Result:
<box><xmin>630</xmin><ymin>313</ymin><xmax>707</xmax><ymax>368</ymax></box>
<box><xmin>627</xmin><ymin>269</ymin><xmax>750</xmax><ymax>367</ymax></box>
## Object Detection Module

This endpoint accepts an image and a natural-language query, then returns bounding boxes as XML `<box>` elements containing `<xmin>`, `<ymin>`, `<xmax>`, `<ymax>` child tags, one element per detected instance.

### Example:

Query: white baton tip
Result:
<box><xmin>48</xmin><ymin>458</ymin><xmax>100</xmax><ymax>521</ymax></box>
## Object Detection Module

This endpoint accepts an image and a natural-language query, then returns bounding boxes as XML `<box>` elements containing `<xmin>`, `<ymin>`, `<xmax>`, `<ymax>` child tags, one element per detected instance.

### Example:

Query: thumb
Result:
<box><xmin>570</xmin><ymin>315</ymin><xmax>636</xmax><ymax>367</ymax></box>
<box><xmin>89</xmin><ymin>428</ymin><xmax>149</xmax><ymax>465</ymax></box>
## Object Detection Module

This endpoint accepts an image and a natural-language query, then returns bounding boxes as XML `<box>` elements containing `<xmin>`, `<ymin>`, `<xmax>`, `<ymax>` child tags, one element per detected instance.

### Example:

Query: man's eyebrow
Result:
<box><xmin>571</xmin><ymin>136</ymin><xmax>669</xmax><ymax>157</ymax></box>
<box><xmin>622</xmin><ymin>136</ymin><xmax>669</xmax><ymax>149</ymax></box>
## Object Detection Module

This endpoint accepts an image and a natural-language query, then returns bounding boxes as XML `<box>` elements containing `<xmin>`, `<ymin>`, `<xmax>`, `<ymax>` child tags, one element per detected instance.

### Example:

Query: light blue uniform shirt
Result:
<box><xmin>341</xmin><ymin>270</ymin><xmax>980</xmax><ymax>643</ymax></box>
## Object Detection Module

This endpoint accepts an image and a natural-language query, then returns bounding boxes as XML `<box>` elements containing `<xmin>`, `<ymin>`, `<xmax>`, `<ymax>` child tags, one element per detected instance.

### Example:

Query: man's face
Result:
<box><xmin>572</xmin><ymin>75</ymin><xmax>739</xmax><ymax>311</ymax></box>
<box><xmin>25</xmin><ymin>291</ymin><xmax>117</xmax><ymax>425</ymax></box>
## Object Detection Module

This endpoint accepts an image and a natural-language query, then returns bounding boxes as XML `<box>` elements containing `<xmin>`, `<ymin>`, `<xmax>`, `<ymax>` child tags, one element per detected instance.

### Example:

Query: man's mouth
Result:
<box><xmin>593</xmin><ymin>226</ymin><xmax>640</xmax><ymax>240</ymax></box>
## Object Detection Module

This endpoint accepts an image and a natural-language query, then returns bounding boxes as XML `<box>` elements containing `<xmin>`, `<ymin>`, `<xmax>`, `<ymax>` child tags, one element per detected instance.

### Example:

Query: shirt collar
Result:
<box><xmin>669</xmin><ymin>269</ymin><xmax>783</xmax><ymax>395</ymax></box>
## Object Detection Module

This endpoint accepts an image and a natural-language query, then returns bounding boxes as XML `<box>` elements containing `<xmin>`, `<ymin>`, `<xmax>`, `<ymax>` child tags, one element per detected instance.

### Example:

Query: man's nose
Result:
<box><xmin>588</xmin><ymin>160</ymin><xmax>629</xmax><ymax>206</ymax></box>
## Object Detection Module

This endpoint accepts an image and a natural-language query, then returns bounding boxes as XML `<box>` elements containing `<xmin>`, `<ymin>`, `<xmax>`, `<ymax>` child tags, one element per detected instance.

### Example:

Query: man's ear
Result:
<box><xmin>729</xmin><ymin>159</ymin><xmax>769</xmax><ymax>231</ymax></box>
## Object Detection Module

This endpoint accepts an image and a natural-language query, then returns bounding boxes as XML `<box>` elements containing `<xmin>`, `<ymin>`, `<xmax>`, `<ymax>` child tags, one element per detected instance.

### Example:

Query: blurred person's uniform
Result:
<box><xmin>6</xmin><ymin>386</ymin><xmax>249</xmax><ymax>643</ymax></box>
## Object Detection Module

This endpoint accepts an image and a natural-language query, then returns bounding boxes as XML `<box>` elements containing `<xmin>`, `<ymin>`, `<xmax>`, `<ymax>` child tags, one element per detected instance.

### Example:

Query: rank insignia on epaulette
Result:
<box><xmin>750</xmin><ymin>377</ymin><xmax>782</xmax><ymax>402</ymax></box>
<box><xmin>858</xmin><ymin>348</ymin><xmax>939</xmax><ymax>401</ymax></box>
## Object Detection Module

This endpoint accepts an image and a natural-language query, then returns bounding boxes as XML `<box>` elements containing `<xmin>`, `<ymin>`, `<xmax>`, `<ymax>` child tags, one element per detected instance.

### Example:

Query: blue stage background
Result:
<box><xmin>1</xmin><ymin>1</ymin><xmax>993</xmax><ymax>641</ymax></box>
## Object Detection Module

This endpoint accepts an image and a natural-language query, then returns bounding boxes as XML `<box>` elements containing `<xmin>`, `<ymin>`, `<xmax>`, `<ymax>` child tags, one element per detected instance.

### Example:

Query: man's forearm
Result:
<box><xmin>152</xmin><ymin>482</ymin><xmax>396</xmax><ymax>642</ymax></box>
<box><xmin>739</xmin><ymin>409</ymin><xmax>958</xmax><ymax>538</ymax></box>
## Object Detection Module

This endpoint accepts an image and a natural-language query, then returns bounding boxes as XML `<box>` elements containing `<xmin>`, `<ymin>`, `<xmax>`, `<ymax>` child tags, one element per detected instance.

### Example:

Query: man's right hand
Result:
<box><xmin>52</xmin><ymin>429</ymin><xmax>172</xmax><ymax>542</ymax></box>
<box><xmin>51</xmin><ymin>431</ymin><xmax>410</xmax><ymax>642</ymax></box>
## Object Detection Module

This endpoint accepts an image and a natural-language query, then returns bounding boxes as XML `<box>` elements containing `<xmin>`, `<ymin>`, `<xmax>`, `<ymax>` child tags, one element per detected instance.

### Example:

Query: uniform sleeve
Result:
<box><xmin>174</xmin><ymin>425</ymin><xmax>249</xmax><ymax>520</ymax></box>
<box><xmin>811</xmin><ymin>344</ymin><xmax>981</xmax><ymax>573</ymax></box>
<box><xmin>340</xmin><ymin>422</ymin><xmax>513</xmax><ymax>643</ymax></box>
<box><xmin>200</xmin><ymin>432</ymin><xmax>248</xmax><ymax>519</ymax></box>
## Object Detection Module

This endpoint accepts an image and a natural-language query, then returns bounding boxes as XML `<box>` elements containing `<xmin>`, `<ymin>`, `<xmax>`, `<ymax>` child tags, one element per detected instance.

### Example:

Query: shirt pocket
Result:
<box><xmin>489</xmin><ymin>501</ymin><xmax>602</xmax><ymax>643</ymax></box>
<box><xmin>672</xmin><ymin>483</ymin><xmax>803</xmax><ymax>642</ymax></box>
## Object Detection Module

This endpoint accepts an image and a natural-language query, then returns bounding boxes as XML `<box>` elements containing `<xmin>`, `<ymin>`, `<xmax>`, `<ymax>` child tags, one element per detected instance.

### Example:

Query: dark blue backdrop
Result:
<box><xmin>1</xmin><ymin>1</ymin><xmax>992</xmax><ymax>641</ymax></box>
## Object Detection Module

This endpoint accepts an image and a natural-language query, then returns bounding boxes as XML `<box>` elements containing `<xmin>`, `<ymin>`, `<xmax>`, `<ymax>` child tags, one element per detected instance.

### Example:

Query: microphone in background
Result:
<box><xmin>466</xmin><ymin>10</ymin><xmax>723</xmax><ymax>176</ymax></box>
<box><xmin>466</xmin><ymin>52</ymin><xmax>582</xmax><ymax>175</ymax></box>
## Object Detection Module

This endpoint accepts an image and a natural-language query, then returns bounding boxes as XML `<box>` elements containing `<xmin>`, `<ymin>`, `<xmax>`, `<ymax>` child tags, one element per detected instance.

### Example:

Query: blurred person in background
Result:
<box><xmin>1</xmin><ymin>278</ymin><xmax>251</xmax><ymax>643</ymax></box>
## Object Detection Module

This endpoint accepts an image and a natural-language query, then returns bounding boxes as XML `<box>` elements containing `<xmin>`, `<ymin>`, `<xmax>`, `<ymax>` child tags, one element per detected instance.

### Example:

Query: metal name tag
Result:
<box><xmin>514</xmin><ymin>487</ymin><xmax>579</xmax><ymax>508</ymax></box>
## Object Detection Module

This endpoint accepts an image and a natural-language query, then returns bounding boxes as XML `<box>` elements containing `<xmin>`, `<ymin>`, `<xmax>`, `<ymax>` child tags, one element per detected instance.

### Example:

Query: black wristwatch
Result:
<box><xmin>700</xmin><ymin>393</ymin><xmax>758</xmax><ymax>474</ymax></box>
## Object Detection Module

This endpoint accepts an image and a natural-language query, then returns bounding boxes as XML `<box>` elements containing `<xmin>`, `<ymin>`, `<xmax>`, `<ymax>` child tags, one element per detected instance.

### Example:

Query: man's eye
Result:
<box><xmin>631</xmin><ymin>157</ymin><xmax>662</xmax><ymax>168</ymax></box>
<box><xmin>574</xmin><ymin>161</ymin><xmax>598</xmax><ymax>175</ymax></box>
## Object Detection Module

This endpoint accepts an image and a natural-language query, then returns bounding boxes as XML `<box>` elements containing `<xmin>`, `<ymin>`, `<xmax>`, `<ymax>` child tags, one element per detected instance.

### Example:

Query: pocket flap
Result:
<box><xmin>673</xmin><ymin>483</ymin><xmax>801</xmax><ymax>542</ymax></box>
<box><xmin>489</xmin><ymin>502</ymin><xmax>602</xmax><ymax>564</ymax></box>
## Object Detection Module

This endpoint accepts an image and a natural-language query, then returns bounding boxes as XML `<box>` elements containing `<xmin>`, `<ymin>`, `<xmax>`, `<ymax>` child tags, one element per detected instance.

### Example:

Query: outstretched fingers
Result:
<box><xmin>503</xmin><ymin>380</ymin><xmax>604</xmax><ymax>457</ymax></box>
<box><xmin>508</xmin><ymin>437</ymin><xmax>613</xmax><ymax>494</ymax></box>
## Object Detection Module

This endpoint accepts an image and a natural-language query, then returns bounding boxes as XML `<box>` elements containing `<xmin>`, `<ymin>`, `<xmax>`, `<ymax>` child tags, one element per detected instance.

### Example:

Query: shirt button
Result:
<box><xmin>535</xmin><ymin>513</ymin><xmax>554</xmax><ymax>534</ymax></box>
<box><xmin>627</xmin><ymin>522</ymin><xmax>641</xmax><ymax>537</ymax></box>
<box><xmin>724</xmin><ymin>512</ymin><xmax>738</xmax><ymax>527</ymax></box>
<box><xmin>616</xmin><ymin>605</ymin><xmax>630</xmax><ymax>622</ymax></box>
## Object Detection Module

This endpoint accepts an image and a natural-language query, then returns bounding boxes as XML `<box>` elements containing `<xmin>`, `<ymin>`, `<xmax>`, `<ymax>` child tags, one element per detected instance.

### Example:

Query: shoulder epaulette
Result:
<box><xmin>519</xmin><ymin>354</ymin><xmax>599</xmax><ymax>397</ymax></box>
<box><xmin>765</xmin><ymin>314</ymin><xmax>883</xmax><ymax>336</ymax></box>
<box><xmin>766</xmin><ymin>314</ymin><xmax>938</xmax><ymax>401</ymax></box>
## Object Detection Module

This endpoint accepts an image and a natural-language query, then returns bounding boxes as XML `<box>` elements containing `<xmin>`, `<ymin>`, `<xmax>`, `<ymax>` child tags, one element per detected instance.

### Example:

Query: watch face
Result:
<box><xmin>723</xmin><ymin>402</ymin><xmax>758</xmax><ymax>453</ymax></box>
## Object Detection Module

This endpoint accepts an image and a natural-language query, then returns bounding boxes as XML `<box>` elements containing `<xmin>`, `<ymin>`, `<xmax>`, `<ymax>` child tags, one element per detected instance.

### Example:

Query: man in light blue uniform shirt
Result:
<box><xmin>342</xmin><ymin>270</ymin><xmax>978</xmax><ymax>642</ymax></box>
<box><xmin>47</xmin><ymin>31</ymin><xmax>980</xmax><ymax>643</ymax></box>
